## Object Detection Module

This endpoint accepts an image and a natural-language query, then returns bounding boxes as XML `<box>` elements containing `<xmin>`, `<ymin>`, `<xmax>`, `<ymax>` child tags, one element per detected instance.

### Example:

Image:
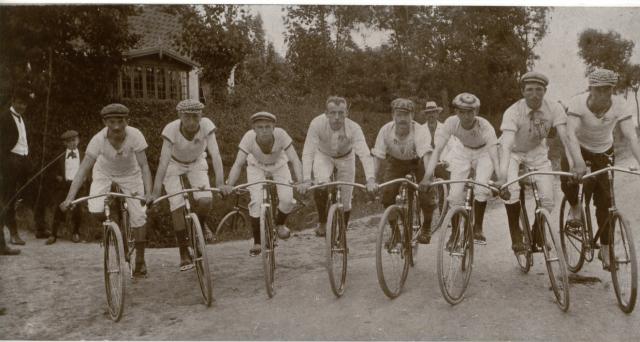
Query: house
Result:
<box><xmin>113</xmin><ymin>6</ymin><xmax>201</xmax><ymax>101</ymax></box>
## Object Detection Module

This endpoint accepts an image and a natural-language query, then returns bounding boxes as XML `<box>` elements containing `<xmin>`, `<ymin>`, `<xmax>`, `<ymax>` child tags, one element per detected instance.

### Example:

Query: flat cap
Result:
<box><xmin>250</xmin><ymin>111</ymin><xmax>277</xmax><ymax>123</ymax></box>
<box><xmin>60</xmin><ymin>130</ymin><xmax>78</xmax><ymax>140</ymax></box>
<box><xmin>452</xmin><ymin>93</ymin><xmax>481</xmax><ymax>110</ymax></box>
<box><xmin>100</xmin><ymin>103</ymin><xmax>129</xmax><ymax>118</ymax></box>
<box><xmin>520</xmin><ymin>71</ymin><xmax>549</xmax><ymax>87</ymax></box>
<box><xmin>588</xmin><ymin>68</ymin><xmax>618</xmax><ymax>87</ymax></box>
<box><xmin>176</xmin><ymin>99</ymin><xmax>205</xmax><ymax>114</ymax></box>
<box><xmin>424</xmin><ymin>101</ymin><xmax>443</xmax><ymax>113</ymax></box>
<box><xmin>391</xmin><ymin>98</ymin><xmax>415</xmax><ymax>113</ymax></box>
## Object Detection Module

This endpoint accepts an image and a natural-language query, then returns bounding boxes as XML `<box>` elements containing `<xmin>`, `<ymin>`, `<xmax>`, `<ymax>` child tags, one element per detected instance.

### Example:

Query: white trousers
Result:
<box><xmin>163</xmin><ymin>158</ymin><xmax>211</xmax><ymax>211</ymax></box>
<box><xmin>448</xmin><ymin>144</ymin><xmax>494</xmax><ymax>206</ymax></box>
<box><xmin>246</xmin><ymin>160</ymin><xmax>295</xmax><ymax>218</ymax></box>
<box><xmin>89</xmin><ymin>169</ymin><xmax>146</xmax><ymax>228</ymax></box>
<box><xmin>504</xmin><ymin>144</ymin><xmax>554</xmax><ymax>212</ymax></box>
<box><xmin>312</xmin><ymin>151</ymin><xmax>356</xmax><ymax>211</ymax></box>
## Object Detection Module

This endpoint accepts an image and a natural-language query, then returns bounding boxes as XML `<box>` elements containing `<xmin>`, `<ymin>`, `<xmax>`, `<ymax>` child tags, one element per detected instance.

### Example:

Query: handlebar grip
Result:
<box><xmin>631</xmin><ymin>166</ymin><xmax>638</xmax><ymax>172</ymax></box>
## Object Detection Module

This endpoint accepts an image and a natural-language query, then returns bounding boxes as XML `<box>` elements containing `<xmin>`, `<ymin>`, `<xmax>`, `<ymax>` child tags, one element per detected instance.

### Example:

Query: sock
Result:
<box><xmin>505</xmin><ymin>202</ymin><xmax>523</xmax><ymax>245</ymax></box>
<box><xmin>135</xmin><ymin>241</ymin><xmax>146</xmax><ymax>263</ymax></box>
<box><xmin>251</xmin><ymin>216</ymin><xmax>260</xmax><ymax>244</ymax></box>
<box><xmin>474</xmin><ymin>200</ymin><xmax>487</xmax><ymax>234</ymax></box>
<box><xmin>344</xmin><ymin>210</ymin><xmax>351</xmax><ymax>227</ymax></box>
<box><xmin>314</xmin><ymin>189</ymin><xmax>329</xmax><ymax>221</ymax></box>
<box><xmin>275</xmin><ymin>209</ymin><xmax>287</xmax><ymax>226</ymax></box>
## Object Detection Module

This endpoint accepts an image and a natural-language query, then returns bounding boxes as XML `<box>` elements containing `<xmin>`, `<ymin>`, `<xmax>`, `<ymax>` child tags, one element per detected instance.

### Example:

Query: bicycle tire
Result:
<box><xmin>559</xmin><ymin>196</ymin><xmax>587</xmax><ymax>273</ymax></box>
<box><xmin>215</xmin><ymin>210</ymin><xmax>251</xmax><ymax>240</ymax></box>
<box><xmin>120</xmin><ymin>207</ymin><xmax>134</xmax><ymax>278</ymax></box>
<box><xmin>431</xmin><ymin>181</ymin><xmax>449</xmax><ymax>234</ymax></box>
<box><xmin>409</xmin><ymin>191</ymin><xmax>422</xmax><ymax>267</ymax></box>
<box><xmin>103</xmin><ymin>222</ymin><xmax>126</xmax><ymax>322</ymax></box>
<box><xmin>609</xmin><ymin>212</ymin><xmax>637</xmax><ymax>313</ymax></box>
<box><xmin>188</xmin><ymin>213</ymin><xmax>213</xmax><ymax>306</ymax></box>
<box><xmin>540</xmin><ymin>210</ymin><xmax>570</xmax><ymax>312</ymax></box>
<box><xmin>437</xmin><ymin>206</ymin><xmax>474</xmax><ymax>305</ymax></box>
<box><xmin>516</xmin><ymin>203</ymin><xmax>533</xmax><ymax>273</ymax></box>
<box><xmin>260</xmin><ymin>205</ymin><xmax>276</xmax><ymax>298</ymax></box>
<box><xmin>326</xmin><ymin>203</ymin><xmax>347</xmax><ymax>297</ymax></box>
<box><xmin>376</xmin><ymin>205</ymin><xmax>410</xmax><ymax>299</ymax></box>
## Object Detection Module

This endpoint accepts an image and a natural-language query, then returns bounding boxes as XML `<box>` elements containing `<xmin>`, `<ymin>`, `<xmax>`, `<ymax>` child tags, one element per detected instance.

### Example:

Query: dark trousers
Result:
<box><xmin>381</xmin><ymin>157</ymin><xmax>435</xmax><ymax>225</ymax></box>
<box><xmin>560</xmin><ymin>146</ymin><xmax>614</xmax><ymax>245</ymax></box>
<box><xmin>46</xmin><ymin>180</ymin><xmax>82</xmax><ymax>238</ymax></box>
<box><xmin>1</xmin><ymin>153</ymin><xmax>38</xmax><ymax>234</ymax></box>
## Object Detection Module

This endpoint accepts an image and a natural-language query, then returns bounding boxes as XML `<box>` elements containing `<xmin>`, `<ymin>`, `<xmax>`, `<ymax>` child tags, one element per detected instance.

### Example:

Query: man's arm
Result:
<box><xmin>285</xmin><ymin>145</ymin><xmax>304</xmax><ymax>183</ymax></box>
<box><xmin>565</xmin><ymin>114</ymin><xmax>586</xmax><ymax>170</ymax></box>
<box><xmin>619</xmin><ymin>118</ymin><xmax>640</xmax><ymax>166</ymax></box>
<box><xmin>301</xmin><ymin>120</ymin><xmax>320</xmax><ymax>181</ymax></box>
<box><xmin>135</xmin><ymin>150</ymin><xmax>153</xmax><ymax>198</ymax></box>
<box><xmin>152</xmin><ymin>139</ymin><xmax>173</xmax><ymax>197</ymax></box>
<box><xmin>498</xmin><ymin>131</ymin><xmax>516</xmax><ymax>182</ymax></box>
<box><xmin>353</xmin><ymin>126</ymin><xmax>375</xmax><ymax>181</ymax></box>
<box><xmin>556</xmin><ymin>124</ymin><xmax>586</xmax><ymax>174</ymax></box>
<box><xmin>206</xmin><ymin>132</ymin><xmax>225</xmax><ymax>188</ymax></box>
<box><xmin>62</xmin><ymin>155</ymin><xmax>96</xmax><ymax>205</ymax></box>
<box><xmin>226</xmin><ymin>151</ymin><xmax>248</xmax><ymax>187</ymax></box>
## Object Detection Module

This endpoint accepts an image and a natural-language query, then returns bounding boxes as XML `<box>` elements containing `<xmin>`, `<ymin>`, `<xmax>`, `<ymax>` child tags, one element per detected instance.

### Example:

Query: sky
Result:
<box><xmin>250</xmin><ymin>5</ymin><xmax>640</xmax><ymax>103</ymax></box>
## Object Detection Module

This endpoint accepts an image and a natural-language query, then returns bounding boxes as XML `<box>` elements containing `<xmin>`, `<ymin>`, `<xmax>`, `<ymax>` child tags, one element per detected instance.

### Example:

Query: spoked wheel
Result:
<box><xmin>516</xmin><ymin>206</ymin><xmax>533</xmax><ymax>274</ymax></box>
<box><xmin>539</xmin><ymin>210</ymin><xmax>570</xmax><ymax>312</ymax></box>
<box><xmin>215</xmin><ymin>210</ymin><xmax>252</xmax><ymax>246</ymax></box>
<box><xmin>103</xmin><ymin>222</ymin><xmax>126</xmax><ymax>322</ymax></box>
<box><xmin>376</xmin><ymin>205</ymin><xmax>410</xmax><ymax>299</ymax></box>
<box><xmin>326</xmin><ymin>203</ymin><xmax>348</xmax><ymax>297</ymax></box>
<box><xmin>260</xmin><ymin>205</ymin><xmax>276</xmax><ymax>298</ymax></box>
<box><xmin>409</xmin><ymin>192</ymin><xmax>422</xmax><ymax>267</ymax></box>
<box><xmin>609</xmin><ymin>213</ymin><xmax>637</xmax><ymax>313</ymax></box>
<box><xmin>559</xmin><ymin>197</ymin><xmax>587</xmax><ymax>273</ymax></box>
<box><xmin>437</xmin><ymin>206</ymin><xmax>474</xmax><ymax>305</ymax></box>
<box><xmin>188</xmin><ymin>213</ymin><xmax>213</xmax><ymax>306</ymax></box>
<box><xmin>431</xmin><ymin>180</ymin><xmax>449</xmax><ymax>233</ymax></box>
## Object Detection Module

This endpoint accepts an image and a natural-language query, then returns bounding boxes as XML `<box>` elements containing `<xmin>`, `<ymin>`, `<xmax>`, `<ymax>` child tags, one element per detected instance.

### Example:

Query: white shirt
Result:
<box><xmin>372</xmin><ymin>121</ymin><xmax>432</xmax><ymax>160</ymax></box>
<box><xmin>10</xmin><ymin>106</ymin><xmax>28</xmax><ymax>156</ymax></box>
<box><xmin>65</xmin><ymin>148</ymin><xmax>80</xmax><ymax>181</ymax></box>
<box><xmin>161</xmin><ymin>118</ymin><xmax>216</xmax><ymax>163</ymax></box>
<box><xmin>86</xmin><ymin>126</ymin><xmax>148</xmax><ymax>177</ymax></box>
<box><xmin>501</xmin><ymin>98</ymin><xmax>567</xmax><ymax>153</ymax></box>
<box><xmin>302</xmin><ymin>114</ymin><xmax>375</xmax><ymax>180</ymax></box>
<box><xmin>238</xmin><ymin>127</ymin><xmax>293</xmax><ymax>168</ymax></box>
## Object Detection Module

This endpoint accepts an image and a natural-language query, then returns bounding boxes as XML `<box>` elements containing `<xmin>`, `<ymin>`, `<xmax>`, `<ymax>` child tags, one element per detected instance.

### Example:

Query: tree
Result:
<box><xmin>578</xmin><ymin>28</ymin><xmax>635</xmax><ymax>79</ymax></box>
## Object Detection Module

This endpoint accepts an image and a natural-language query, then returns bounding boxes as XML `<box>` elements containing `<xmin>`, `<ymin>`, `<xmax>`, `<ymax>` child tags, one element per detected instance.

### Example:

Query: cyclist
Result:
<box><xmin>372</xmin><ymin>98</ymin><xmax>436</xmax><ymax>244</ymax></box>
<box><xmin>561</xmin><ymin>68</ymin><xmax>640</xmax><ymax>269</ymax></box>
<box><xmin>220</xmin><ymin>112</ymin><xmax>305</xmax><ymax>256</ymax></box>
<box><xmin>498</xmin><ymin>71</ymin><xmax>585</xmax><ymax>253</ymax></box>
<box><xmin>424</xmin><ymin>93</ymin><xmax>501</xmax><ymax>244</ymax></box>
<box><xmin>150</xmin><ymin>99</ymin><xmax>225</xmax><ymax>271</ymax></box>
<box><xmin>298</xmin><ymin>96</ymin><xmax>377</xmax><ymax>237</ymax></box>
<box><xmin>60</xmin><ymin>103</ymin><xmax>153</xmax><ymax>277</ymax></box>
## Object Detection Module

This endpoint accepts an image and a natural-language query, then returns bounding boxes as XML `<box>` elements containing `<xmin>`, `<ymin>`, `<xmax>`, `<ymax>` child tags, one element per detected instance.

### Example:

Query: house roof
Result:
<box><xmin>127</xmin><ymin>6</ymin><xmax>198</xmax><ymax>68</ymax></box>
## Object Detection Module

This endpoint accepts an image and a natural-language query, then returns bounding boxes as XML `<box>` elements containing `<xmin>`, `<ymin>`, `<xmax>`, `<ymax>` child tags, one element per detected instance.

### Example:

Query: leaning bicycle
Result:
<box><xmin>559</xmin><ymin>164</ymin><xmax>639</xmax><ymax>313</ymax></box>
<box><xmin>68</xmin><ymin>187</ymin><xmax>145</xmax><ymax>321</ymax></box>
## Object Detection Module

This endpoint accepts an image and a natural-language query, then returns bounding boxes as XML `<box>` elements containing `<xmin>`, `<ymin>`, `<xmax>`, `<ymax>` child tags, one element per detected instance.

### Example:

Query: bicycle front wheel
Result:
<box><xmin>559</xmin><ymin>196</ymin><xmax>587</xmax><ymax>273</ymax></box>
<box><xmin>409</xmin><ymin>191</ymin><xmax>422</xmax><ymax>267</ymax></box>
<box><xmin>431</xmin><ymin>180</ymin><xmax>449</xmax><ymax>233</ymax></box>
<box><xmin>376</xmin><ymin>205</ymin><xmax>410</xmax><ymax>299</ymax></box>
<box><xmin>188</xmin><ymin>213</ymin><xmax>213</xmax><ymax>306</ymax></box>
<box><xmin>516</xmin><ymin>204</ymin><xmax>533</xmax><ymax>274</ymax></box>
<box><xmin>326</xmin><ymin>203</ymin><xmax>347</xmax><ymax>297</ymax></box>
<box><xmin>103</xmin><ymin>222</ymin><xmax>126</xmax><ymax>322</ymax></box>
<box><xmin>437</xmin><ymin>206</ymin><xmax>474</xmax><ymax>305</ymax></box>
<box><xmin>609</xmin><ymin>212</ymin><xmax>637</xmax><ymax>313</ymax></box>
<box><xmin>260</xmin><ymin>205</ymin><xmax>276</xmax><ymax>298</ymax></box>
<box><xmin>540</xmin><ymin>210</ymin><xmax>570</xmax><ymax>312</ymax></box>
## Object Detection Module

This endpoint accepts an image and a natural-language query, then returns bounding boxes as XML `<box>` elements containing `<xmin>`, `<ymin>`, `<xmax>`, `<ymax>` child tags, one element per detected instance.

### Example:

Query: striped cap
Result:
<box><xmin>391</xmin><ymin>98</ymin><xmax>415</xmax><ymax>113</ymax></box>
<box><xmin>176</xmin><ymin>99</ymin><xmax>205</xmax><ymax>114</ymax></box>
<box><xmin>588</xmin><ymin>68</ymin><xmax>618</xmax><ymax>87</ymax></box>
<box><xmin>520</xmin><ymin>71</ymin><xmax>549</xmax><ymax>87</ymax></box>
<box><xmin>452</xmin><ymin>93</ymin><xmax>481</xmax><ymax>110</ymax></box>
<box><xmin>251</xmin><ymin>111</ymin><xmax>277</xmax><ymax>123</ymax></box>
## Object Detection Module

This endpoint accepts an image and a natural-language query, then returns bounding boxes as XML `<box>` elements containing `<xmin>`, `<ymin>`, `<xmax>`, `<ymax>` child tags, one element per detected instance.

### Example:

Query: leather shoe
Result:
<box><xmin>71</xmin><ymin>233</ymin><xmax>81</xmax><ymax>243</ymax></box>
<box><xmin>10</xmin><ymin>235</ymin><xmax>25</xmax><ymax>245</ymax></box>
<box><xmin>276</xmin><ymin>225</ymin><xmax>291</xmax><ymax>240</ymax></box>
<box><xmin>0</xmin><ymin>246</ymin><xmax>21</xmax><ymax>255</ymax></box>
<box><xmin>45</xmin><ymin>236</ymin><xmax>57</xmax><ymax>245</ymax></box>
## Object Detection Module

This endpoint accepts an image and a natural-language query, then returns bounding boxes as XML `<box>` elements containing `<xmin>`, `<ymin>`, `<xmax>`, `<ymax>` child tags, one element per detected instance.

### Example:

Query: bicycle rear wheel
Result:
<box><xmin>609</xmin><ymin>212</ymin><xmax>637</xmax><ymax>313</ymax></box>
<box><xmin>103</xmin><ymin>222</ymin><xmax>126</xmax><ymax>322</ymax></box>
<box><xmin>540</xmin><ymin>210</ymin><xmax>570</xmax><ymax>312</ymax></box>
<box><xmin>376</xmin><ymin>205</ymin><xmax>410</xmax><ymax>299</ymax></box>
<box><xmin>559</xmin><ymin>196</ymin><xmax>587</xmax><ymax>273</ymax></box>
<box><xmin>188</xmin><ymin>213</ymin><xmax>213</xmax><ymax>306</ymax></box>
<box><xmin>409</xmin><ymin>191</ymin><xmax>422</xmax><ymax>267</ymax></box>
<box><xmin>437</xmin><ymin>206</ymin><xmax>474</xmax><ymax>305</ymax></box>
<box><xmin>215</xmin><ymin>210</ymin><xmax>251</xmax><ymax>241</ymax></box>
<box><xmin>326</xmin><ymin>203</ymin><xmax>347</xmax><ymax>297</ymax></box>
<box><xmin>260</xmin><ymin>205</ymin><xmax>276</xmax><ymax>298</ymax></box>
<box><xmin>431</xmin><ymin>181</ymin><xmax>449</xmax><ymax>233</ymax></box>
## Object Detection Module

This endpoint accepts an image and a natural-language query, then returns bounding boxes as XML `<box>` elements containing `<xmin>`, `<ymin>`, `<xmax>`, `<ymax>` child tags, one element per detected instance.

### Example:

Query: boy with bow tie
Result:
<box><xmin>45</xmin><ymin>130</ymin><xmax>85</xmax><ymax>245</ymax></box>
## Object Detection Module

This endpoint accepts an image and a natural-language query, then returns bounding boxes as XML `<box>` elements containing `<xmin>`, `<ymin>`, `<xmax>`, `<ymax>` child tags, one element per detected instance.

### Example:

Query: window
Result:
<box><xmin>122</xmin><ymin>67</ymin><xmax>132</xmax><ymax>98</ymax></box>
<box><xmin>146</xmin><ymin>67</ymin><xmax>155</xmax><ymax>99</ymax></box>
<box><xmin>169</xmin><ymin>70</ymin><xmax>180</xmax><ymax>100</ymax></box>
<box><xmin>156</xmin><ymin>67</ymin><xmax>166</xmax><ymax>100</ymax></box>
<box><xmin>181</xmin><ymin>71</ymin><xmax>188</xmax><ymax>100</ymax></box>
<box><xmin>133</xmin><ymin>67</ymin><xmax>143</xmax><ymax>98</ymax></box>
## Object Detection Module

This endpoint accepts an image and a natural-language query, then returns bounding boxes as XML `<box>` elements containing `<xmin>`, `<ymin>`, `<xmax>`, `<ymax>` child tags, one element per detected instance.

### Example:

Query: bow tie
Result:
<box><xmin>67</xmin><ymin>151</ymin><xmax>77</xmax><ymax>159</ymax></box>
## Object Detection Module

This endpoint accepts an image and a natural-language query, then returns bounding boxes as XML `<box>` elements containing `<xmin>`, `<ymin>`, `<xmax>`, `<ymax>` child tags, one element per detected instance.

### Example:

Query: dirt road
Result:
<box><xmin>2</xmin><ymin>171</ymin><xmax>640</xmax><ymax>340</ymax></box>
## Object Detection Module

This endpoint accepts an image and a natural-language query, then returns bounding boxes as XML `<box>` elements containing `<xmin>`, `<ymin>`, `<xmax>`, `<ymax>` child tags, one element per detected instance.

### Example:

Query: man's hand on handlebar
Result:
<box><xmin>418</xmin><ymin>178</ymin><xmax>432</xmax><ymax>193</ymax></box>
<box><xmin>220</xmin><ymin>184</ymin><xmax>234</xmax><ymax>196</ymax></box>
<box><xmin>366</xmin><ymin>177</ymin><xmax>378</xmax><ymax>194</ymax></box>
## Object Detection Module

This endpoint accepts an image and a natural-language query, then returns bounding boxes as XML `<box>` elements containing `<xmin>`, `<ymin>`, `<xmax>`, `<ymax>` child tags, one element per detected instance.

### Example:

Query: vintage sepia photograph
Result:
<box><xmin>1</xmin><ymin>1</ymin><xmax>640</xmax><ymax>340</ymax></box>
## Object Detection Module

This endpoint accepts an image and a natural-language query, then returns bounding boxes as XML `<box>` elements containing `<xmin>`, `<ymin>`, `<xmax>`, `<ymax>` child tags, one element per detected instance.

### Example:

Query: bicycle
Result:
<box><xmin>232</xmin><ymin>176</ymin><xmax>296</xmax><ymax>298</ymax></box>
<box><xmin>214</xmin><ymin>188</ymin><xmax>251</xmax><ymax>242</ymax></box>
<box><xmin>152</xmin><ymin>179</ymin><xmax>218</xmax><ymax>307</ymax></box>
<box><xmin>308</xmin><ymin>180</ymin><xmax>366</xmax><ymax>297</ymax></box>
<box><xmin>559</xmin><ymin>162</ymin><xmax>639</xmax><ymax>313</ymax></box>
<box><xmin>501</xmin><ymin>168</ymin><xmax>572</xmax><ymax>312</ymax></box>
<box><xmin>67</xmin><ymin>186</ymin><xmax>145</xmax><ymax>321</ymax></box>
<box><xmin>375</xmin><ymin>174</ymin><xmax>433</xmax><ymax>299</ymax></box>
<box><xmin>430</xmin><ymin>169</ymin><xmax>499</xmax><ymax>306</ymax></box>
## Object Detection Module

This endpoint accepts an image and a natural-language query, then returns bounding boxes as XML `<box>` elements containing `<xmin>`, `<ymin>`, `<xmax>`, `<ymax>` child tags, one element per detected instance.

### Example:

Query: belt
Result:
<box><xmin>171</xmin><ymin>155</ymin><xmax>198</xmax><ymax>165</ymax></box>
<box><xmin>463</xmin><ymin>143</ymin><xmax>486</xmax><ymax>150</ymax></box>
<box><xmin>320</xmin><ymin>149</ymin><xmax>353</xmax><ymax>159</ymax></box>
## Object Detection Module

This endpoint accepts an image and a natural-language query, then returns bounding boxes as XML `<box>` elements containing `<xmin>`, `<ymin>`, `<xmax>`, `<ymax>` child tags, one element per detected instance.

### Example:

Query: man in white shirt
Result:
<box><xmin>45</xmin><ymin>130</ymin><xmax>86</xmax><ymax>245</ymax></box>
<box><xmin>298</xmin><ymin>96</ymin><xmax>377</xmax><ymax>237</ymax></box>
<box><xmin>562</xmin><ymin>68</ymin><xmax>640</xmax><ymax>269</ymax></box>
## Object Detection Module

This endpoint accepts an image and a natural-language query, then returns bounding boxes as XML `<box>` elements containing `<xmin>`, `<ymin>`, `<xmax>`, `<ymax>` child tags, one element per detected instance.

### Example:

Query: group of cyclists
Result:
<box><xmin>56</xmin><ymin>67</ymin><xmax>640</xmax><ymax>281</ymax></box>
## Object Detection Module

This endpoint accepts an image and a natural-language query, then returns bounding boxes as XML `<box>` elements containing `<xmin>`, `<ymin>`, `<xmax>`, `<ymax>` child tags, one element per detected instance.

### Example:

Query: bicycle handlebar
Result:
<box><xmin>500</xmin><ymin>171</ymin><xmax>575</xmax><ymax>189</ymax></box>
<box><xmin>152</xmin><ymin>188</ymin><xmax>222</xmax><ymax>205</ymax></box>
<box><xmin>582</xmin><ymin>166</ymin><xmax>640</xmax><ymax>180</ymax></box>
<box><xmin>70</xmin><ymin>192</ymin><xmax>146</xmax><ymax>206</ymax></box>
<box><xmin>378</xmin><ymin>178</ymin><xmax>419</xmax><ymax>189</ymax></box>
<box><xmin>430</xmin><ymin>179</ymin><xmax>500</xmax><ymax>192</ymax></box>
<box><xmin>308</xmin><ymin>181</ymin><xmax>367</xmax><ymax>191</ymax></box>
<box><xmin>232</xmin><ymin>180</ymin><xmax>296</xmax><ymax>191</ymax></box>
